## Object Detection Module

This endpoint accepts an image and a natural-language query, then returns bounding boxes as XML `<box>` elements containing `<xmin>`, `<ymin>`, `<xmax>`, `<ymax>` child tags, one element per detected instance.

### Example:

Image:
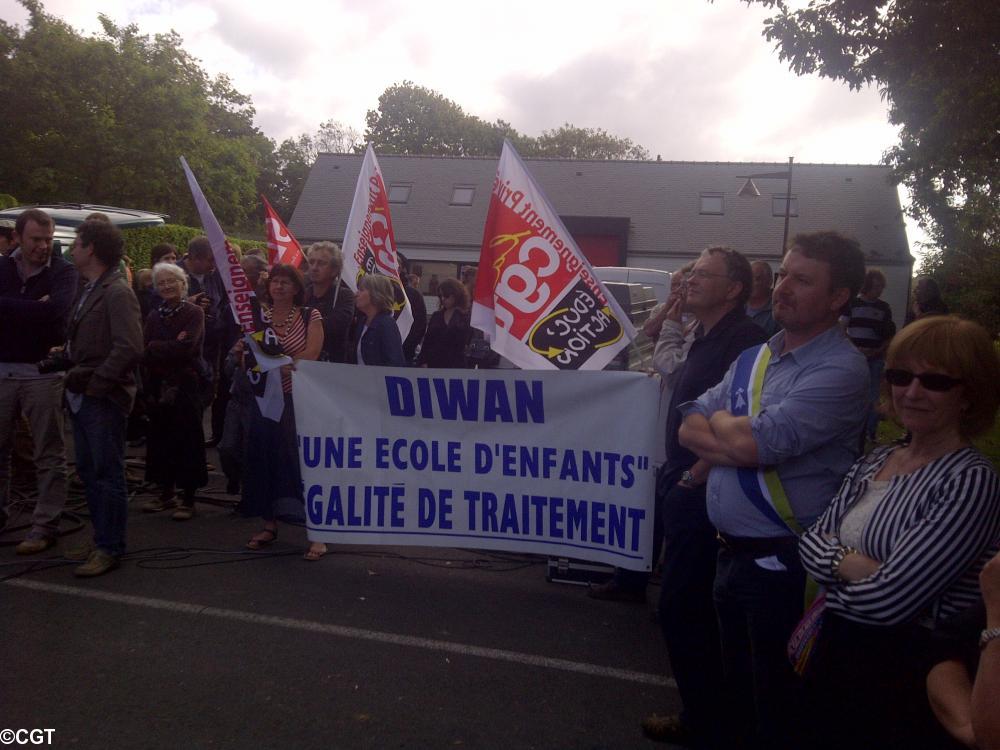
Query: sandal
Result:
<box><xmin>246</xmin><ymin>527</ymin><xmax>278</xmax><ymax>550</ymax></box>
<box><xmin>303</xmin><ymin>543</ymin><xmax>328</xmax><ymax>561</ymax></box>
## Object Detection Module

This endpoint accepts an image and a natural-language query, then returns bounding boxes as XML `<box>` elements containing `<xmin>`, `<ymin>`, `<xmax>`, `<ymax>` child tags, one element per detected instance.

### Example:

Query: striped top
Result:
<box><xmin>272</xmin><ymin>306</ymin><xmax>322</xmax><ymax>393</ymax></box>
<box><xmin>800</xmin><ymin>444</ymin><xmax>1000</xmax><ymax>627</ymax></box>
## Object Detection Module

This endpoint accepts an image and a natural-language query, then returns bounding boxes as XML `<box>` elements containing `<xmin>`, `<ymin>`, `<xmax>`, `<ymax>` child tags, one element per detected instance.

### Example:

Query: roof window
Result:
<box><xmin>388</xmin><ymin>184</ymin><xmax>412</xmax><ymax>204</ymax></box>
<box><xmin>771</xmin><ymin>194</ymin><xmax>799</xmax><ymax>217</ymax></box>
<box><xmin>450</xmin><ymin>186</ymin><xmax>475</xmax><ymax>206</ymax></box>
<box><xmin>699</xmin><ymin>193</ymin><xmax>724</xmax><ymax>215</ymax></box>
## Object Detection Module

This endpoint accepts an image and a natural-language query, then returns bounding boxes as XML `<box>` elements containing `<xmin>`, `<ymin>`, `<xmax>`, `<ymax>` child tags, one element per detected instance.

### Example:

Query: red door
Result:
<box><xmin>572</xmin><ymin>234</ymin><xmax>622</xmax><ymax>267</ymax></box>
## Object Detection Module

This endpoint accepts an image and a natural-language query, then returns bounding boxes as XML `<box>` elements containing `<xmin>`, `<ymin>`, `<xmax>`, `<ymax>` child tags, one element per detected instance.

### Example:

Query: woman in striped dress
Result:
<box><xmin>798</xmin><ymin>315</ymin><xmax>1000</xmax><ymax>749</ymax></box>
<box><xmin>237</xmin><ymin>264</ymin><xmax>327</xmax><ymax>561</ymax></box>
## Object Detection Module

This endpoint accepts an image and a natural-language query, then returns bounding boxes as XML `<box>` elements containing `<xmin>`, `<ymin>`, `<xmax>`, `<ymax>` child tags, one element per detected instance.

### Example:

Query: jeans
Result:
<box><xmin>713</xmin><ymin>545</ymin><xmax>805</xmax><ymax>750</ymax></box>
<box><xmin>70</xmin><ymin>395</ymin><xmax>128</xmax><ymax>556</ymax></box>
<box><xmin>0</xmin><ymin>377</ymin><xmax>68</xmax><ymax>536</ymax></box>
<box><xmin>658</xmin><ymin>481</ymin><xmax>725</xmax><ymax>747</ymax></box>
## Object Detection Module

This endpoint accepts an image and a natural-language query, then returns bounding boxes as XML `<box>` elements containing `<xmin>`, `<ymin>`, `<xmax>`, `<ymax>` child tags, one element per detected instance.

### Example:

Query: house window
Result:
<box><xmin>771</xmin><ymin>194</ymin><xmax>799</xmax><ymax>217</ymax></box>
<box><xmin>699</xmin><ymin>193</ymin><xmax>724</xmax><ymax>215</ymax></box>
<box><xmin>388</xmin><ymin>184</ymin><xmax>412</xmax><ymax>204</ymax></box>
<box><xmin>450</xmin><ymin>186</ymin><xmax>475</xmax><ymax>206</ymax></box>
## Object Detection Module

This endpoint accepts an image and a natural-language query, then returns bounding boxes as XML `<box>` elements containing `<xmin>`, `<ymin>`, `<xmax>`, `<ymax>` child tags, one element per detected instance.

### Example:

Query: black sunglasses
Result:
<box><xmin>884</xmin><ymin>369</ymin><xmax>963</xmax><ymax>392</ymax></box>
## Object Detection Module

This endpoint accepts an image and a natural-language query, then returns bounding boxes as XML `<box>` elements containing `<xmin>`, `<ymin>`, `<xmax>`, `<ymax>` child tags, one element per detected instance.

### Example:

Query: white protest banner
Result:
<box><xmin>471</xmin><ymin>140</ymin><xmax>636</xmax><ymax>371</ymax></box>
<box><xmin>180</xmin><ymin>157</ymin><xmax>289</xmax><ymax>420</ymax></box>
<box><xmin>293</xmin><ymin>362</ymin><xmax>659</xmax><ymax>570</ymax></box>
<box><xmin>341</xmin><ymin>144</ymin><xmax>413</xmax><ymax>340</ymax></box>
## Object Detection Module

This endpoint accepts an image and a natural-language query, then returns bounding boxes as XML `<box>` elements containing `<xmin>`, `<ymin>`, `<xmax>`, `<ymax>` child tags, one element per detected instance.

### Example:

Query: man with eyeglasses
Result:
<box><xmin>677</xmin><ymin>231</ymin><xmax>869</xmax><ymax>748</ymax></box>
<box><xmin>589</xmin><ymin>247</ymin><xmax>767</xmax><ymax>747</ymax></box>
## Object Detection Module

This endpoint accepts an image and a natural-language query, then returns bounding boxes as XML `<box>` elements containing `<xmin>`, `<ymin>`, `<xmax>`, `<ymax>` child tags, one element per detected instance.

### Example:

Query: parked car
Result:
<box><xmin>0</xmin><ymin>203</ymin><xmax>167</xmax><ymax>255</ymax></box>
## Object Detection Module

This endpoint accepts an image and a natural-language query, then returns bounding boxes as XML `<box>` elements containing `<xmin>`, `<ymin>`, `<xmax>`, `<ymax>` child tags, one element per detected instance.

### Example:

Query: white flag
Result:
<box><xmin>180</xmin><ymin>156</ymin><xmax>289</xmax><ymax>421</ymax></box>
<box><xmin>471</xmin><ymin>140</ymin><xmax>636</xmax><ymax>370</ymax></box>
<box><xmin>341</xmin><ymin>145</ymin><xmax>413</xmax><ymax>340</ymax></box>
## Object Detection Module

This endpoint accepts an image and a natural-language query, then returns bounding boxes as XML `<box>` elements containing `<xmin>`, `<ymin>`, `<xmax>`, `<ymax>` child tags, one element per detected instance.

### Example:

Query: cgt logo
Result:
<box><xmin>492</xmin><ymin>234</ymin><xmax>566</xmax><ymax>334</ymax></box>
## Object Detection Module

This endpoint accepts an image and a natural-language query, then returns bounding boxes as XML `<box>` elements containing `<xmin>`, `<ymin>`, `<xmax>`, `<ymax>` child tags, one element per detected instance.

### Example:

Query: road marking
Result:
<box><xmin>6</xmin><ymin>579</ymin><xmax>676</xmax><ymax>689</ymax></box>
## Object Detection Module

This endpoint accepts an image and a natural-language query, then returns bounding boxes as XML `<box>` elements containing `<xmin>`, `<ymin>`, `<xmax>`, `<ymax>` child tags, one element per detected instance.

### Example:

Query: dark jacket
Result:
<box><xmin>358</xmin><ymin>311</ymin><xmax>407</xmax><ymax>367</ymax></box>
<box><xmin>416</xmin><ymin>308</ymin><xmax>472</xmax><ymax>368</ymax></box>
<box><xmin>305</xmin><ymin>278</ymin><xmax>356</xmax><ymax>363</ymax></box>
<box><xmin>142</xmin><ymin>301</ymin><xmax>206</xmax><ymax>383</ymax></box>
<box><xmin>661</xmin><ymin>306</ymin><xmax>768</xmax><ymax>480</ymax></box>
<box><xmin>0</xmin><ymin>251</ymin><xmax>79</xmax><ymax>363</ymax></box>
<box><xmin>179</xmin><ymin>261</ymin><xmax>235</xmax><ymax>357</ymax></box>
<box><xmin>65</xmin><ymin>269</ymin><xmax>144</xmax><ymax>414</ymax></box>
<box><xmin>402</xmin><ymin>284</ymin><xmax>427</xmax><ymax>363</ymax></box>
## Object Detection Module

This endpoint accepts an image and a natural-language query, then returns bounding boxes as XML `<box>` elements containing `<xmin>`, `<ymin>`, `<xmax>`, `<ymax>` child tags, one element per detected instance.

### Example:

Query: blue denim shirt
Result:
<box><xmin>680</xmin><ymin>324</ymin><xmax>869</xmax><ymax>537</ymax></box>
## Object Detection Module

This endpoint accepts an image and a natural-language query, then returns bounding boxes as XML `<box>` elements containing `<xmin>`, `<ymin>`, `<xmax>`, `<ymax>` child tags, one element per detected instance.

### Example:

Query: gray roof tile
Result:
<box><xmin>290</xmin><ymin>153</ymin><xmax>911</xmax><ymax>264</ymax></box>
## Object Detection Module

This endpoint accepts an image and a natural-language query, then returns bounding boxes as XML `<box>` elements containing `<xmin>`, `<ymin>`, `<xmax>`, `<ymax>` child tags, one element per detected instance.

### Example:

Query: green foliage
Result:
<box><xmin>363</xmin><ymin>81</ymin><xmax>650</xmax><ymax>160</ymax></box>
<box><xmin>528</xmin><ymin>124</ymin><xmax>650</xmax><ymax>160</ymax></box>
<box><xmin>0</xmin><ymin>1</ymin><xmax>265</xmax><ymax>233</ymax></box>
<box><xmin>365</xmin><ymin>81</ymin><xmax>512</xmax><ymax>157</ymax></box>
<box><xmin>122</xmin><ymin>223</ymin><xmax>266</xmax><ymax>270</ymax></box>
<box><xmin>740</xmin><ymin>0</ymin><xmax>1000</xmax><ymax>328</ymax></box>
<box><xmin>0</xmin><ymin>194</ymin><xmax>18</xmax><ymax>209</ymax></box>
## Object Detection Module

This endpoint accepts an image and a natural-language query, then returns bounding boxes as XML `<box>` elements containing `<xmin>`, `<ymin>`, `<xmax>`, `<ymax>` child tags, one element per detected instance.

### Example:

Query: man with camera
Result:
<box><xmin>0</xmin><ymin>209</ymin><xmax>78</xmax><ymax>552</ymax></box>
<box><xmin>180</xmin><ymin>236</ymin><xmax>235</xmax><ymax>444</ymax></box>
<box><xmin>63</xmin><ymin>219</ymin><xmax>143</xmax><ymax>577</ymax></box>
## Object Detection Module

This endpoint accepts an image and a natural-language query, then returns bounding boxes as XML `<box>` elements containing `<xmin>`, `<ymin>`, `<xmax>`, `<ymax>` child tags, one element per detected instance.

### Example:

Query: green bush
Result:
<box><xmin>0</xmin><ymin>194</ymin><xmax>18</xmax><ymax>209</ymax></box>
<box><xmin>122</xmin><ymin>224</ymin><xmax>268</xmax><ymax>269</ymax></box>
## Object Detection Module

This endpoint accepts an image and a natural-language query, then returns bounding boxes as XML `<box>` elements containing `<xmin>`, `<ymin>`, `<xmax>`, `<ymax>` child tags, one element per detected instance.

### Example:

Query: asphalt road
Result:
<box><xmin>1</xmin><ymin>460</ymin><xmax>681</xmax><ymax>750</ymax></box>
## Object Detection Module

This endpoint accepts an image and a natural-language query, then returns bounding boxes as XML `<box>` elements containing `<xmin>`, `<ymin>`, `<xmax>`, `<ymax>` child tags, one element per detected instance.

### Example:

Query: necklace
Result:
<box><xmin>265</xmin><ymin>305</ymin><xmax>297</xmax><ymax>329</ymax></box>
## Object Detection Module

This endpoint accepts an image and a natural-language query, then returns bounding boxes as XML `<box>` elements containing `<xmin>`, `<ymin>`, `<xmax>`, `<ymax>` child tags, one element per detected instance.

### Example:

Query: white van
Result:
<box><xmin>594</xmin><ymin>266</ymin><xmax>672</xmax><ymax>305</ymax></box>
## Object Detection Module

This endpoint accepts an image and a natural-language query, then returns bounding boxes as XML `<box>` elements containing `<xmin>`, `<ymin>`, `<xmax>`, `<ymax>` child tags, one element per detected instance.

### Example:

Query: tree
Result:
<box><xmin>738</xmin><ymin>0</ymin><xmax>1000</xmax><ymax>327</ymax></box>
<box><xmin>528</xmin><ymin>124</ymin><xmax>650</xmax><ymax>160</ymax></box>
<box><xmin>364</xmin><ymin>81</ymin><xmax>512</xmax><ymax>157</ymax></box>
<box><xmin>0</xmin><ymin>0</ymin><xmax>265</xmax><ymax>231</ymax></box>
<box><xmin>363</xmin><ymin>81</ymin><xmax>650</xmax><ymax>160</ymax></box>
<box><xmin>255</xmin><ymin>120</ymin><xmax>363</xmax><ymax>223</ymax></box>
<box><xmin>314</xmin><ymin>119</ymin><xmax>363</xmax><ymax>155</ymax></box>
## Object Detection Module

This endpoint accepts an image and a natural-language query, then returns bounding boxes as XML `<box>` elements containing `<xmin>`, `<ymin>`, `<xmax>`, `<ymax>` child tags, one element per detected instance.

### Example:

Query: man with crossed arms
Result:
<box><xmin>678</xmin><ymin>231</ymin><xmax>869</xmax><ymax>750</ymax></box>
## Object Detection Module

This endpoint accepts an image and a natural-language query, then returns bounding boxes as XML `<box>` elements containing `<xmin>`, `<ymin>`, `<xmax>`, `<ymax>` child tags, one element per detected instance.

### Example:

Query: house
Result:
<box><xmin>290</xmin><ymin>153</ymin><xmax>913</xmax><ymax>323</ymax></box>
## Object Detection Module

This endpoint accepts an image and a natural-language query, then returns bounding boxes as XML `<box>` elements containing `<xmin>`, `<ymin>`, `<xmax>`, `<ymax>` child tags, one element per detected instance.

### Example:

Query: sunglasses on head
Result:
<box><xmin>884</xmin><ymin>368</ymin><xmax>963</xmax><ymax>392</ymax></box>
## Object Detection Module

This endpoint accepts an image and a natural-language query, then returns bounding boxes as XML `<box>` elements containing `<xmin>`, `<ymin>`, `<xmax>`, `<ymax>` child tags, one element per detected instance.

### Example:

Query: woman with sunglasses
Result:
<box><xmin>416</xmin><ymin>277</ymin><xmax>472</xmax><ymax>369</ymax></box>
<box><xmin>797</xmin><ymin>315</ymin><xmax>1000</xmax><ymax>749</ymax></box>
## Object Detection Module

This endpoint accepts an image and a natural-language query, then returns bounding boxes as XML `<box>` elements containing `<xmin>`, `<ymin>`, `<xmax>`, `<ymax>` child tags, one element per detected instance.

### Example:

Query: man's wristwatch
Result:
<box><xmin>680</xmin><ymin>470</ymin><xmax>699</xmax><ymax>486</ymax></box>
<box><xmin>980</xmin><ymin>627</ymin><xmax>1000</xmax><ymax>650</ymax></box>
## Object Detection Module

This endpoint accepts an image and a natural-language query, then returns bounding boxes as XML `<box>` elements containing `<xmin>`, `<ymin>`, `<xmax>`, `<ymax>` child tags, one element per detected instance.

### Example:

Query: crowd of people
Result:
<box><xmin>2</xmin><ymin>209</ymin><xmax>999</xmax><ymax>749</ymax></box>
<box><xmin>1</xmin><ymin>211</ymin><xmax>482</xmax><ymax>569</ymax></box>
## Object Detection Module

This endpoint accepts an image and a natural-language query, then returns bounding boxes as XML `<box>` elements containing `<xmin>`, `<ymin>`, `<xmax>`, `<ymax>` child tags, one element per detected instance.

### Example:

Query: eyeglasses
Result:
<box><xmin>884</xmin><ymin>369</ymin><xmax>963</xmax><ymax>392</ymax></box>
<box><xmin>687</xmin><ymin>269</ymin><xmax>730</xmax><ymax>281</ymax></box>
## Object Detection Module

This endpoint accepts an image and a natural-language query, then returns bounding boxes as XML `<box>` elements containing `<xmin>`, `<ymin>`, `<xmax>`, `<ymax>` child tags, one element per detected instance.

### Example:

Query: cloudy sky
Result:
<box><xmin>3</xmin><ymin>0</ymin><xmax>921</xmax><ymax>246</ymax></box>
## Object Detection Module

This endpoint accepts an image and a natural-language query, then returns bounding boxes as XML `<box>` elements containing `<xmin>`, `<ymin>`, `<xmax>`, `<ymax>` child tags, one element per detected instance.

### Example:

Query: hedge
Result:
<box><xmin>122</xmin><ymin>224</ymin><xmax>268</xmax><ymax>269</ymax></box>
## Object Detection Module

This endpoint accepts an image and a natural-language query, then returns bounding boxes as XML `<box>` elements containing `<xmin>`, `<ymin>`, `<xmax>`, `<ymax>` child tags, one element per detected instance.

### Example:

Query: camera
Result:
<box><xmin>36</xmin><ymin>352</ymin><xmax>73</xmax><ymax>374</ymax></box>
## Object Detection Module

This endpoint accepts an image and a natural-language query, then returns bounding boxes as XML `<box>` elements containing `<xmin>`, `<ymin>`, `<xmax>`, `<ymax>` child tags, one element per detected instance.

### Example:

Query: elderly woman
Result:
<box><xmin>798</xmin><ymin>315</ymin><xmax>1000</xmax><ymax>749</ymax></box>
<box><xmin>355</xmin><ymin>273</ymin><xmax>406</xmax><ymax>367</ymax></box>
<box><xmin>416</xmin><ymin>277</ymin><xmax>471</xmax><ymax>368</ymax></box>
<box><xmin>140</xmin><ymin>262</ymin><xmax>208</xmax><ymax>520</ymax></box>
<box><xmin>238</xmin><ymin>264</ymin><xmax>326</xmax><ymax>560</ymax></box>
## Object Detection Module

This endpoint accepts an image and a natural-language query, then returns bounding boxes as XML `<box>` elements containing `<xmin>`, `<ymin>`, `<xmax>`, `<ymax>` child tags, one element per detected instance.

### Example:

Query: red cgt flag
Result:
<box><xmin>262</xmin><ymin>195</ymin><xmax>304</xmax><ymax>267</ymax></box>
<box><xmin>471</xmin><ymin>140</ymin><xmax>635</xmax><ymax>370</ymax></box>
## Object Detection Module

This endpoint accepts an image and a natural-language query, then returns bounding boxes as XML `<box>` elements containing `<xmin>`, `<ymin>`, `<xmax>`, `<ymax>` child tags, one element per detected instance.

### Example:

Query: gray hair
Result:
<box><xmin>307</xmin><ymin>241</ymin><xmax>343</xmax><ymax>274</ymax></box>
<box><xmin>152</xmin><ymin>261</ymin><xmax>189</xmax><ymax>296</ymax></box>
<box><xmin>241</xmin><ymin>254</ymin><xmax>268</xmax><ymax>274</ymax></box>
